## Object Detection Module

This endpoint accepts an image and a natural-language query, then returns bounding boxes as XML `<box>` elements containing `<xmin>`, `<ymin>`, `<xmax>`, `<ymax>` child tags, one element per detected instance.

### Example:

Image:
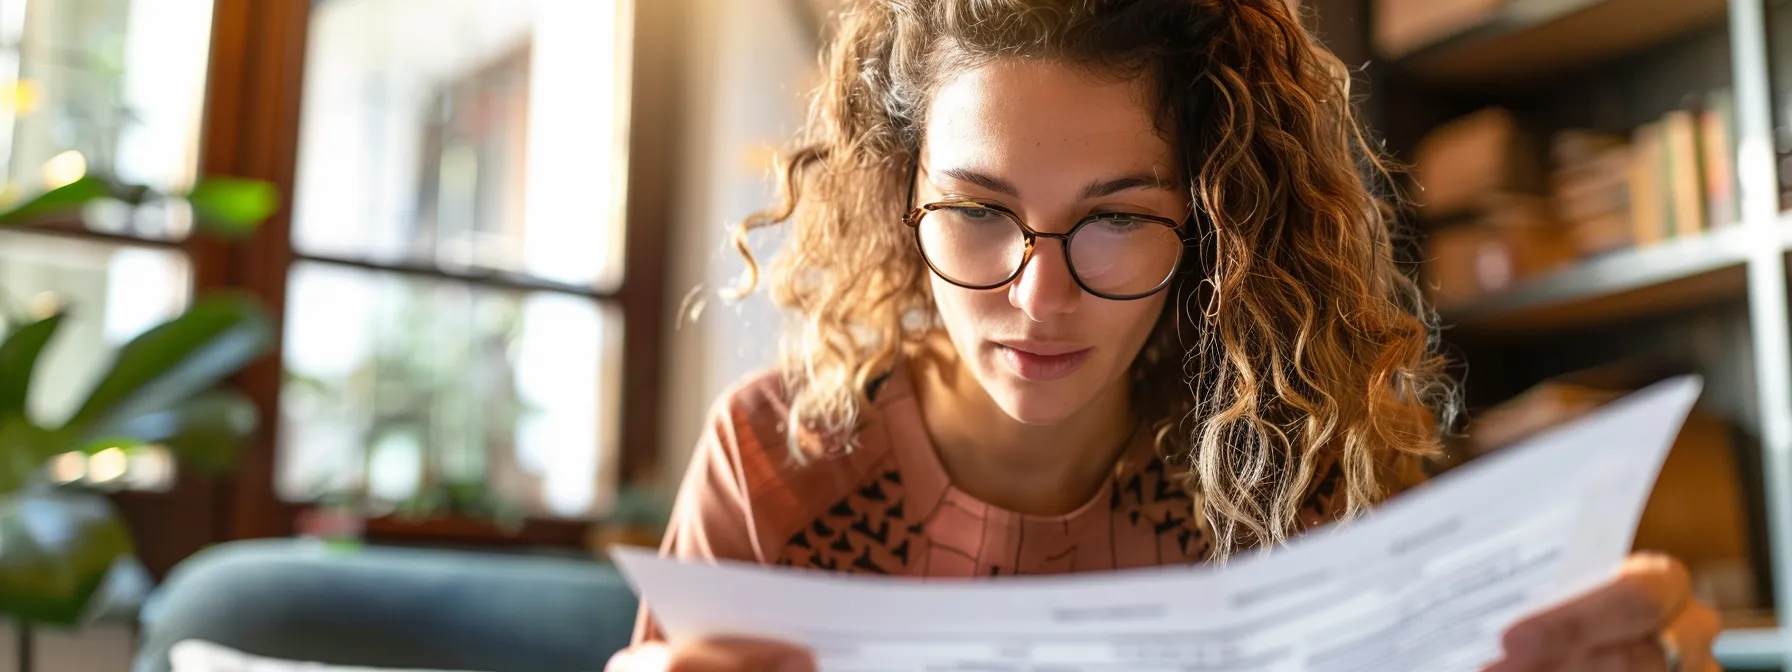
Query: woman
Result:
<box><xmin>611</xmin><ymin>0</ymin><xmax>1721</xmax><ymax>670</ymax></box>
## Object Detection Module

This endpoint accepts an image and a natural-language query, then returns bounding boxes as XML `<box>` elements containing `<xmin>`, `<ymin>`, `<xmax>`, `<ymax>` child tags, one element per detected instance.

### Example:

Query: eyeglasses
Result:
<box><xmin>902</xmin><ymin>200</ymin><xmax>1185</xmax><ymax>300</ymax></box>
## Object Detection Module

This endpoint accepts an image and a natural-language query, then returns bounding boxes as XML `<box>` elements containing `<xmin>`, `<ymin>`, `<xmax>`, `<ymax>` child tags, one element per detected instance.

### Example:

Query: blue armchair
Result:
<box><xmin>131</xmin><ymin>538</ymin><xmax>640</xmax><ymax>672</ymax></box>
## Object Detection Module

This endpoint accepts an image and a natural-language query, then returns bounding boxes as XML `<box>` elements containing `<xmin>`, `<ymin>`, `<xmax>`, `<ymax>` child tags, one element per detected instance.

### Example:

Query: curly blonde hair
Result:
<box><xmin>729</xmin><ymin>0</ymin><xmax>1457</xmax><ymax>556</ymax></box>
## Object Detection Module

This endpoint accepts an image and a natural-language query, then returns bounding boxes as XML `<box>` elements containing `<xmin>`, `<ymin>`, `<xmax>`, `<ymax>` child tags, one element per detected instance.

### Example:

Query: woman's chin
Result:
<box><xmin>987</xmin><ymin>383</ymin><xmax>1085</xmax><ymax>427</ymax></box>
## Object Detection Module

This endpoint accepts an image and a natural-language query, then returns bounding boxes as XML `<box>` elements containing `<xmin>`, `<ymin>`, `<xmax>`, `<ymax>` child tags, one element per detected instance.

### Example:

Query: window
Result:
<box><xmin>280</xmin><ymin>0</ymin><xmax>637</xmax><ymax>521</ymax></box>
<box><xmin>0</xmin><ymin>0</ymin><xmax>216</xmax><ymax>492</ymax></box>
<box><xmin>0</xmin><ymin>0</ymin><xmax>213</xmax><ymax>237</ymax></box>
<box><xmin>281</xmin><ymin>262</ymin><xmax>623</xmax><ymax>518</ymax></box>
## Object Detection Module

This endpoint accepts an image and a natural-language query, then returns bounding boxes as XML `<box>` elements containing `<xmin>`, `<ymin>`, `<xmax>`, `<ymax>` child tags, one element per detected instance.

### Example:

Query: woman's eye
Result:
<box><xmin>1096</xmin><ymin>215</ymin><xmax>1147</xmax><ymax>231</ymax></box>
<box><xmin>961</xmin><ymin>207</ymin><xmax>992</xmax><ymax>219</ymax></box>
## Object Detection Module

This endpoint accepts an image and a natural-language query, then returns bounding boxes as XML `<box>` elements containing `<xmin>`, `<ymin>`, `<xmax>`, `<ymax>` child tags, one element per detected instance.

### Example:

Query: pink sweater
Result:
<box><xmin>634</xmin><ymin>366</ymin><xmax>1349</xmax><ymax>641</ymax></box>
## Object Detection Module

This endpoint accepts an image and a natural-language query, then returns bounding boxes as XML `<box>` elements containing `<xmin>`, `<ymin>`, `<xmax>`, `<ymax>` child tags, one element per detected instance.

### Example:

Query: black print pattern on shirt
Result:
<box><xmin>774</xmin><ymin>455</ymin><xmax>1242</xmax><ymax>573</ymax></box>
<box><xmin>776</xmin><ymin>469</ymin><xmax>913</xmax><ymax>574</ymax></box>
<box><xmin>1114</xmin><ymin>456</ymin><xmax>1211</xmax><ymax>559</ymax></box>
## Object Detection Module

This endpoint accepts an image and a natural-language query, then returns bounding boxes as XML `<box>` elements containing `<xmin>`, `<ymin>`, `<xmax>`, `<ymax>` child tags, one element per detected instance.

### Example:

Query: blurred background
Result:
<box><xmin>1</xmin><ymin>0</ymin><xmax>1792</xmax><ymax>670</ymax></box>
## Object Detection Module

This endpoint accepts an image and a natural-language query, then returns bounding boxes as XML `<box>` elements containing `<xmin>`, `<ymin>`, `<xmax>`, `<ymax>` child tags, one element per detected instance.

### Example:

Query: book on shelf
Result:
<box><xmin>1700</xmin><ymin>89</ymin><xmax>1737</xmax><ymax>229</ymax></box>
<box><xmin>1550</xmin><ymin>131</ymin><xmax>1632</xmax><ymax>256</ymax></box>
<box><xmin>1662</xmin><ymin>109</ymin><xmax>1706</xmax><ymax>238</ymax></box>
<box><xmin>1422</xmin><ymin>197</ymin><xmax>1576</xmax><ymax>308</ymax></box>
<box><xmin>1552</xmin><ymin>147</ymin><xmax>1628</xmax><ymax>221</ymax></box>
<box><xmin>1550</xmin><ymin>129</ymin><xmax>1627</xmax><ymax>168</ymax></box>
<box><xmin>1570</xmin><ymin>211</ymin><xmax>1632</xmax><ymax>256</ymax></box>
<box><xmin>1413</xmin><ymin>107</ymin><xmax>1542</xmax><ymax>218</ymax></box>
<box><xmin>1626</xmin><ymin>121</ymin><xmax>1666</xmax><ymax>248</ymax></box>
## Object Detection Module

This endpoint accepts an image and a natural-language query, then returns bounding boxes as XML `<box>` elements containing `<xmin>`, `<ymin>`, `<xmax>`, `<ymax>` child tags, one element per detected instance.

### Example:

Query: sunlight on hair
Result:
<box><xmin>720</xmin><ymin>0</ymin><xmax>1454</xmax><ymax>557</ymax></box>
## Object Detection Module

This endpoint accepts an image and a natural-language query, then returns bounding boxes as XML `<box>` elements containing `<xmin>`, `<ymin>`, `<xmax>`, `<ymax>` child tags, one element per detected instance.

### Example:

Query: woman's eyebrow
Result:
<box><xmin>936</xmin><ymin>167</ymin><xmax>1020</xmax><ymax>197</ymax></box>
<box><xmin>932</xmin><ymin>167</ymin><xmax>1170</xmax><ymax>200</ymax></box>
<box><xmin>1079</xmin><ymin>173</ymin><xmax>1170</xmax><ymax>199</ymax></box>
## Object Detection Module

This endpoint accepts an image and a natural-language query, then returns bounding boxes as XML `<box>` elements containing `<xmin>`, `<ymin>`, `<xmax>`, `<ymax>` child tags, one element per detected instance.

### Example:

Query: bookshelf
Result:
<box><xmin>1439</xmin><ymin>223</ymin><xmax>1756</xmax><ymax>334</ymax></box>
<box><xmin>1718</xmin><ymin>623</ymin><xmax>1784</xmax><ymax>669</ymax></box>
<box><xmin>1387</xmin><ymin>0</ymin><xmax>1728</xmax><ymax>86</ymax></box>
<box><xmin>1354</xmin><ymin>0</ymin><xmax>1792</xmax><ymax>667</ymax></box>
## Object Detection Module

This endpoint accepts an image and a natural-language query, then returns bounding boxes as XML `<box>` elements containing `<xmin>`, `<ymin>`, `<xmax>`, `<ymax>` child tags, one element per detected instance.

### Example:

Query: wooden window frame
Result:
<box><xmin>77</xmin><ymin>0</ymin><xmax>682</xmax><ymax>568</ymax></box>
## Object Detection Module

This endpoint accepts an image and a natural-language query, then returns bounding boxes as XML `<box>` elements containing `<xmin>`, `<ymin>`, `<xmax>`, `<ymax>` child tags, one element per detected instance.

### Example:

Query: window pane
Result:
<box><xmin>0</xmin><ymin>230</ymin><xmax>191</xmax><ymax>423</ymax></box>
<box><xmin>0</xmin><ymin>0</ymin><xmax>214</xmax><ymax>238</ymax></box>
<box><xmin>291</xmin><ymin>0</ymin><xmax>632</xmax><ymax>289</ymax></box>
<box><xmin>0</xmin><ymin>230</ymin><xmax>191</xmax><ymax>491</ymax></box>
<box><xmin>279</xmin><ymin>261</ymin><xmax>623</xmax><ymax>519</ymax></box>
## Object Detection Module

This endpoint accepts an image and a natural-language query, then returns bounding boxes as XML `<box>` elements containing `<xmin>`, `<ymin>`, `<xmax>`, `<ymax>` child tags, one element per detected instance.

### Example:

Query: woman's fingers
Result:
<box><xmin>662</xmin><ymin>637</ymin><xmax>816</xmax><ymax>672</ymax></box>
<box><xmin>1662</xmin><ymin>596</ymin><xmax>1723</xmax><ymax>672</ymax></box>
<box><xmin>1579</xmin><ymin>638</ymin><xmax>1670</xmax><ymax>672</ymax></box>
<box><xmin>1501</xmin><ymin>553</ymin><xmax>1692</xmax><ymax>661</ymax></box>
<box><xmin>605</xmin><ymin>642</ymin><xmax>669</xmax><ymax>672</ymax></box>
<box><xmin>605</xmin><ymin>638</ymin><xmax>816</xmax><ymax>672</ymax></box>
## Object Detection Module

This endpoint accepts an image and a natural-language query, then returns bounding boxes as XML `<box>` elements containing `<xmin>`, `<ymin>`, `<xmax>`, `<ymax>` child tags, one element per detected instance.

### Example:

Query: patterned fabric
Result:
<box><xmin>776</xmin><ymin>467</ymin><xmax>913</xmax><ymax>573</ymax></box>
<box><xmin>634</xmin><ymin>365</ymin><xmax>1347</xmax><ymax>641</ymax></box>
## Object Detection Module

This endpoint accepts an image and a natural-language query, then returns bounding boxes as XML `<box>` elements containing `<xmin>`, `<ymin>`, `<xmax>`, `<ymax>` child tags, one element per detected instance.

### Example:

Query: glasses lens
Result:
<box><xmin>916</xmin><ymin>206</ymin><xmax>1025</xmax><ymax>287</ymax></box>
<box><xmin>1068</xmin><ymin>216</ymin><xmax>1182</xmax><ymax>297</ymax></box>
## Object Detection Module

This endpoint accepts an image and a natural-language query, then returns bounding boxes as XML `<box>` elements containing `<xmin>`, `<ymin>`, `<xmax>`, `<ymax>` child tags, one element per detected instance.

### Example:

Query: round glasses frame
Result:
<box><xmin>901</xmin><ymin>200</ymin><xmax>1186</xmax><ymax>301</ymax></box>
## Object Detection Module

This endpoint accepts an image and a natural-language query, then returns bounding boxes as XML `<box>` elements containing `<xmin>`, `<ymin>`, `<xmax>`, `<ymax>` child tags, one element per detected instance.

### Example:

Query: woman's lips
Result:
<box><xmin>995</xmin><ymin>342</ymin><xmax>1092</xmax><ymax>381</ymax></box>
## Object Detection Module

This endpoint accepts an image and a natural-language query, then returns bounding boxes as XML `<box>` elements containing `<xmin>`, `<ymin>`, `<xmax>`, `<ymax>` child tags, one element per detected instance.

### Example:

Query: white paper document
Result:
<box><xmin>613</xmin><ymin>376</ymin><xmax>1704</xmax><ymax>671</ymax></box>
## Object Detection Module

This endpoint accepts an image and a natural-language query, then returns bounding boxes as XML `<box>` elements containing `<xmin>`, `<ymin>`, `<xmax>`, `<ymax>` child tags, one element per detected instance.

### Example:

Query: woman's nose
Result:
<box><xmin>1008</xmin><ymin>238</ymin><xmax>1079</xmax><ymax>321</ymax></box>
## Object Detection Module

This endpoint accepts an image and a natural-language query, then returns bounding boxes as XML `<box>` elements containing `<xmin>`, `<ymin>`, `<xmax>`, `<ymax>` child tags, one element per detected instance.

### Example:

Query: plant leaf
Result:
<box><xmin>0</xmin><ymin>487</ymin><xmax>133</xmax><ymax>626</ymax></box>
<box><xmin>98</xmin><ymin>391</ymin><xmax>257</xmax><ymax>472</ymax></box>
<box><xmin>0</xmin><ymin>178</ymin><xmax>112</xmax><ymax>227</ymax></box>
<box><xmin>63</xmin><ymin>294</ymin><xmax>272</xmax><ymax>444</ymax></box>
<box><xmin>0</xmin><ymin>313</ymin><xmax>63</xmax><ymax>421</ymax></box>
<box><xmin>184</xmin><ymin>178</ymin><xmax>278</xmax><ymax>238</ymax></box>
<box><xmin>0</xmin><ymin>418</ymin><xmax>55</xmax><ymax>494</ymax></box>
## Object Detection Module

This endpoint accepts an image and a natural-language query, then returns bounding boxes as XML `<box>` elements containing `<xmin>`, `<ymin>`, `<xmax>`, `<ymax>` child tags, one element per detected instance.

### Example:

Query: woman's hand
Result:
<box><xmin>605</xmin><ymin>637</ymin><xmax>816</xmax><ymax>672</ymax></box>
<box><xmin>1484</xmin><ymin>552</ymin><xmax>1722</xmax><ymax>671</ymax></box>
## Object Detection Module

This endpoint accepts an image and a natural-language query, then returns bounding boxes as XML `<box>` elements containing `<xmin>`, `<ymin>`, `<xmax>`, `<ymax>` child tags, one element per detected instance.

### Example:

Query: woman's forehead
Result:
<box><xmin>921</xmin><ymin>60</ymin><xmax>1176</xmax><ymax>192</ymax></box>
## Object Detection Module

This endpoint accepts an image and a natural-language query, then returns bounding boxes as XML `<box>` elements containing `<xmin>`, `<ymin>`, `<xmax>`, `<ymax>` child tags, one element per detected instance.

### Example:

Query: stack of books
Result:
<box><xmin>1552</xmin><ymin>91</ymin><xmax>1736</xmax><ymax>257</ymax></box>
<box><xmin>1418</xmin><ymin>91</ymin><xmax>1738</xmax><ymax>308</ymax></box>
<box><xmin>1416</xmin><ymin>108</ymin><xmax>1575</xmax><ymax>307</ymax></box>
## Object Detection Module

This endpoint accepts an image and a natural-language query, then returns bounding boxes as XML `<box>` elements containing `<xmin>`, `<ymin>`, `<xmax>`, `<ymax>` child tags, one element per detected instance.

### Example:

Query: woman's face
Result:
<box><xmin>917</xmin><ymin>59</ymin><xmax>1188</xmax><ymax>426</ymax></box>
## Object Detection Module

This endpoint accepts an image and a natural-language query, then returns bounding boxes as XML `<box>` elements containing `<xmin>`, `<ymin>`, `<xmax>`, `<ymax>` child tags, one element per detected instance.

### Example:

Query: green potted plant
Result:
<box><xmin>0</xmin><ymin>175</ymin><xmax>278</xmax><ymax>634</ymax></box>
